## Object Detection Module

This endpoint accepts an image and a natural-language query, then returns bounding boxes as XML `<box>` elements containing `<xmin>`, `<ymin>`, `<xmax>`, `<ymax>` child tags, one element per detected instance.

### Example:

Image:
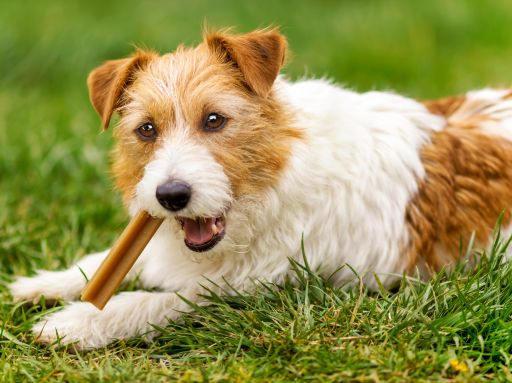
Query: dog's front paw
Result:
<box><xmin>9</xmin><ymin>274</ymin><xmax>60</xmax><ymax>305</ymax></box>
<box><xmin>9</xmin><ymin>270</ymin><xmax>86</xmax><ymax>305</ymax></box>
<box><xmin>32</xmin><ymin>292</ymin><xmax>161</xmax><ymax>351</ymax></box>
<box><xmin>33</xmin><ymin>302</ymin><xmax>112</xmax><ymax>351</ymax></box>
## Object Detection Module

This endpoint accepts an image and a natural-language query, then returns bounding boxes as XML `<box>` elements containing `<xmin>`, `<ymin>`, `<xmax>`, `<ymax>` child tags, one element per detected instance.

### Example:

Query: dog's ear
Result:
<box><xmin>205</xmin><ymin>27</ymin><xmax>288</xmax><ymax>98</ymax></box>
<box><xmin>87</xmin><ymin>50</ymin><xmax>156</xmax><ymax>131</ymax></box>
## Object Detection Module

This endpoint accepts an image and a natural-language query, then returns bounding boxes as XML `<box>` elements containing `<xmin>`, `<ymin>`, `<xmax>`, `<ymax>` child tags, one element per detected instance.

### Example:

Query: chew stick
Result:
<box><xmin>81</xmin><ymin>210</ymin><xmax>164</xmax><ymax>310</ymax></box>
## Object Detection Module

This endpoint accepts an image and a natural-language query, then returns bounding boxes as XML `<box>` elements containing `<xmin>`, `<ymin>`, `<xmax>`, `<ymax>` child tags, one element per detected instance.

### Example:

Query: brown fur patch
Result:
<box><xmin>423</xmin><ymin>96</ymin><xmax>467</xmax><ymax>118</ymax></box>
<box><xmin>205</xmin><ymin>94</ymin><xmax>302</xmax><ymax>198</ymax></box>
<box><xmin>405</xmin><ymin>126</ymin><xmax>512</xmax><ymax>271</ymax></box>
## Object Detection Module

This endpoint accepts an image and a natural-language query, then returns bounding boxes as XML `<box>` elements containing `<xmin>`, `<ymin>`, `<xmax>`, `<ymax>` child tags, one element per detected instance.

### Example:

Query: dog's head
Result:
<box><xmin>87</xmin><ymin>28</ymin><xmax>302</xmax><ymax>258</ymax></box>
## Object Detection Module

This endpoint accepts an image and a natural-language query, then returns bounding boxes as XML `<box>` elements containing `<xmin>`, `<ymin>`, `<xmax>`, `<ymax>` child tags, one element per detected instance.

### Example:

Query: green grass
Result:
<box><xmin>4</xmin><ymin>225</ymin><xmax>512</xmax><ymax>382</ymax></box>
<box><xmin>2</xmin><ymin>0</ymin><xmax>512</xmax><ymax>381</ymax></box>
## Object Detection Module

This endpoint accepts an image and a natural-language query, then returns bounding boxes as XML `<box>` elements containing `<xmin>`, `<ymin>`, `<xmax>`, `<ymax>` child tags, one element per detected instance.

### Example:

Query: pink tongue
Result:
<box><xmin>182</xmin><ymin>217</ymin><xmax>216</xmax><ymax>245</ymax></box>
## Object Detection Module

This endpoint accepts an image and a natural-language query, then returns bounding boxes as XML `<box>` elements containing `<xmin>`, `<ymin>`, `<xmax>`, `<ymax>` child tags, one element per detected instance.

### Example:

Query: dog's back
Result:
<box><xmin>200</xmin><ymin>79</ymin><xmax>512</xmax><ymax>288</ymax></box>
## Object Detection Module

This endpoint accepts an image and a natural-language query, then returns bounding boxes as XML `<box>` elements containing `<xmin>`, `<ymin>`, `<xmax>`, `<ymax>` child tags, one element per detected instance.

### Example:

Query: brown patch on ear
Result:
<box><xmin>423</xmin><ymin>96</ymin><xmax>466</xmax><ymax>118</ymax></box>
<box><xmin>405</xmin><ymin>127</ymin><xmax>512</xmax><ymax>272</ymax></box>
<box><xmin>204</xmin><ymin>27</ymin><xmax>287</xmax><ymax>98</ymax></box>
<box><xmin>87</xmin><ymin>50</ymin><xmax>157</xmax><ymax>131</ymax></box>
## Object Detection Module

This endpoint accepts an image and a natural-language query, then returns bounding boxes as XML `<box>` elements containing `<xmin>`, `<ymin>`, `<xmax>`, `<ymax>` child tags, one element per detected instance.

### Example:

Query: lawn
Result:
<box><xmin>2</xmin><ymin>0</ymin><xmax>512</xmax><ymax>381</ymax></box>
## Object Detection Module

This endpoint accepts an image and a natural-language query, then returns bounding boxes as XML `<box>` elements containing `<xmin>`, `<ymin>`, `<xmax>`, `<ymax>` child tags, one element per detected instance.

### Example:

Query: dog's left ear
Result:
<box><xmin>87</xmin><ymin>50</ymin><xmax>156</xmax><ymax>131</ymax></box>
<box><xmin>205</xmin><ymin>27</ymin><xmax>288</xmax><ymax>98</ymax></box>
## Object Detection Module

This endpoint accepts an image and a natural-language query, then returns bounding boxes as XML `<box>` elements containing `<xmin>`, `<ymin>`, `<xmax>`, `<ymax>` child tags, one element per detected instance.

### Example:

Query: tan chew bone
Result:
<box><xmin>81</xmin><ymin>210</ymin><xmax>164</xmax><ymax>310</ymax></box>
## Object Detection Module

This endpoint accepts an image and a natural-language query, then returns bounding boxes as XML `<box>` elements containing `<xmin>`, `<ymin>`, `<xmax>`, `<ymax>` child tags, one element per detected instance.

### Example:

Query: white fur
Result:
<box><xmin>11</xmin><ymin>78</ymin><xmax>450</xmax><ymax>351</ymax></box>
<box><xmin>135</xmin><ymin>135</ymin><xmax>232</xmax><ymax>219</ymax></box>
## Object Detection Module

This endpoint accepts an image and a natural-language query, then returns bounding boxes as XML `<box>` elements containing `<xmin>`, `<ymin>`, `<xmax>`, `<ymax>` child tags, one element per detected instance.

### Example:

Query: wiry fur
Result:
<box><xmin>9</xmin><ymin>28</ymin><xmax>512</xmax><ymax>351</ymax></box>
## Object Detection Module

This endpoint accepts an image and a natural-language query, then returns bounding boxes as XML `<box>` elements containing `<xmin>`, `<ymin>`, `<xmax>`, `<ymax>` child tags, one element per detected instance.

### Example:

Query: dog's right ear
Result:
<box><xmin>87</xmin><ymin>50</ymin><xmax>156</xmax><ymax>131</ymax></box>
<box><xmin>205</xmin><ymin>27</ymin><xmax>288</xmax><ymax>98</ymax></box>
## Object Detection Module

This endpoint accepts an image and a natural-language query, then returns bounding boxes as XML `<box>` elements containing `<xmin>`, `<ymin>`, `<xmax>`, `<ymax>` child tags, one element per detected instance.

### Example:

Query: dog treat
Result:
<box><xmin>81</xmin><ymin>210</ymin><xmax>164</xmax><ymax>310</ymax></box>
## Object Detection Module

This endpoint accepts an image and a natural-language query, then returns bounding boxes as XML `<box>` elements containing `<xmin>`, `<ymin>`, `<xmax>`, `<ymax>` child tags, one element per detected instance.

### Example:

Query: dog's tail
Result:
<box><xmin>424</xmin><ymin>87</ymin><xmax>512</xmax><ymax>132</ymax></box>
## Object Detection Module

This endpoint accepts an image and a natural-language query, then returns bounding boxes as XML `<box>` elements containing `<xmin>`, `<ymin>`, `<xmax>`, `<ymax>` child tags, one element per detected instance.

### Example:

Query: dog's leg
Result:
<box><xmin>9</xmin><ymin>222</ymin><xmax>172</xmax><ymax>305</ymax></box>
<box><xmin>32</xmin><ymin>287</ymin><xmax>207</xmax><ymax>351</ymax></box>
<box><xmin>8</xmin><ymin>249</ymin><xmax>124</xmax><ymax>304</ymax></box>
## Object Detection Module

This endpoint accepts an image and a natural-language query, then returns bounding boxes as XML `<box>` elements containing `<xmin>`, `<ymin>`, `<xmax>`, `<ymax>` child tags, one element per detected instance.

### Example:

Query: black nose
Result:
<box><xmin>156</xmin><ymin>181</ymin><xmax>191</xmax><ymax>211</ymax></box>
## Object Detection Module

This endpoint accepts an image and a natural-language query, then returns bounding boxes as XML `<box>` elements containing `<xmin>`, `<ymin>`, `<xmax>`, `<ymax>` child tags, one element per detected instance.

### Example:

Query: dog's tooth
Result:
<box><xmin>212</xmin><ymin>224</ymin><xmax>217</xmax><ymax>235</ymax></box>
<box><xmin>180</xmin><ymin>230</ymin><xmax>187</xmax><ymax>240</ymax></box>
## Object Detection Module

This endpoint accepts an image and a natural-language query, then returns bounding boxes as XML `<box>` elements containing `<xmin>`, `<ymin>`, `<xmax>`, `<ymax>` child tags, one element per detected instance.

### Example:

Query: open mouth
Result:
<box><xmin>176</xmin><ymin>215</ymin><xmax>226</xmax><ymax>252</ymax></box>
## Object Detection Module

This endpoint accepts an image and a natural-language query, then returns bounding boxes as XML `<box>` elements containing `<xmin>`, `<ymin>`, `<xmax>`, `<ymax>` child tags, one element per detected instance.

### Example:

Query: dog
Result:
<box><xmin>9</xmin><ymin>27</ymin><xmax>512</xmax><ymax>351</ymax></box>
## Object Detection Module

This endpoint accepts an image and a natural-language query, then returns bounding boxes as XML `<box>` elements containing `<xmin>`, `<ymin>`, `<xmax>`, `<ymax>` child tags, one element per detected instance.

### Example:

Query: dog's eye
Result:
<box><xmin>137</xmin><ymin>123</ymin><xmax>157</xmax><ymax>140</ymax></box>
<box><xmin>204</xmin><ymin>113</ymin><xmax>227</xmax><ymax>131</ymax></box>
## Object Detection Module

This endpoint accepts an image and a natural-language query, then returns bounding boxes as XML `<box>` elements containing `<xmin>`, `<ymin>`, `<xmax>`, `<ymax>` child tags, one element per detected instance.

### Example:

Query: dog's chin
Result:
<box><xmin>176</xmin><ymin>214</ymin><xmax>226</xmax><ymax>253</ymax></box>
